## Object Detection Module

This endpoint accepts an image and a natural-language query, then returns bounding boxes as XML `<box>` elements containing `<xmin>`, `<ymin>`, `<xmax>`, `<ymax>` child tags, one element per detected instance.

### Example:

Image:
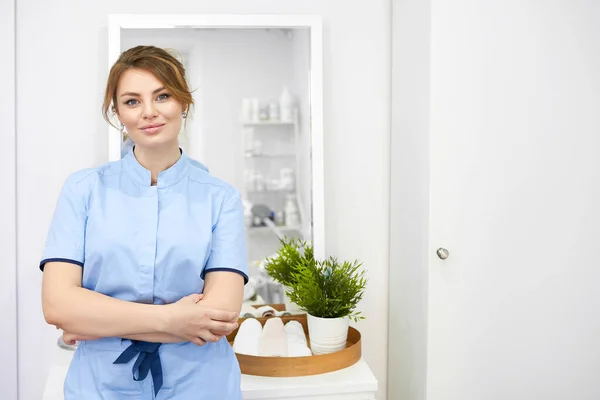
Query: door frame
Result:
<box><xmin>0</xmin><ymin>0</ymin><xmax>18</xmax><ymax>398</ymax></box>
<box><xmin>388</xmin><ymin>0</ymin><xmax>431</xmax><ymax>399</ymax></box>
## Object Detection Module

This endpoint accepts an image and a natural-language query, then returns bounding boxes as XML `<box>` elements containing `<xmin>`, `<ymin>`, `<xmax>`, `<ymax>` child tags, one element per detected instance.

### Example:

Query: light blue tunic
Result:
<box><xmin>40</xmin><ymin>149</ymin><xmax>248</xmax><ymax>399</ymax></box>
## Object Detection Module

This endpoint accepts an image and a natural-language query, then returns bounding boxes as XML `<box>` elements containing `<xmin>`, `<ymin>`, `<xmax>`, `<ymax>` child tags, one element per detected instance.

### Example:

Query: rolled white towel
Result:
<box><xmin>258</xmin><ymin>317</ymin><xmax>288</xmax><ymax>357</ymax></box>
<box><xmin>287</xmin><ymin>341</ymin><xmax>312</xmax><ymax>357</ymax></box>
<box><xmin>252</xmin><ymin>305</ymin><xmax>277</xmax><ymax>318</ymax></box>
<box><xmin>232</xmin><ymin>318</ymin><xmax>262</xmax><ymax>356</ymax></box>
<box><xmin>239</xmin><ymin>304</ymin><xmax>292</xmax><ymax>319</ymax></box>
<box><xmin>239</xmin><ymin>303</ymin><xmax>257</xmax><ymax>318</ymax></box>
<box><xmin>284</xmin><ymin>320</ymin><xmax>308</xmax><ymax>346</ymax></box>
<box><xmin>284</xmin><ymin>321</ymin><xmax>311</xmax><ymax>356</ymax></box>
<box><xmin>276</xmin><ymin>310</ymin><xmax>292</xmax><ymax>317</ymax></box>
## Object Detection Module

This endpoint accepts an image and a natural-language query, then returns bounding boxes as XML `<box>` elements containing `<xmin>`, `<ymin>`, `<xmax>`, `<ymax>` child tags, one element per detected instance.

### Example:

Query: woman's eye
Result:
<box><xmin>157</xmin><ymin>93</ymin><xmax>170</xmax><ymax>101</ymax></box>
<box><xmin>124</xmin><ymin>99</ymin><xmax>138</xmax><ymax>106</ymax></box>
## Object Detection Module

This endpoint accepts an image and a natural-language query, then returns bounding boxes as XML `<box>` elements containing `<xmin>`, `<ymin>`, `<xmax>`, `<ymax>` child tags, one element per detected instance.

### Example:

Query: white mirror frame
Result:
<box><xmin>107</xmin><ymin>14</ymin><xmax>325</xmax><ymax>259</ymax></box>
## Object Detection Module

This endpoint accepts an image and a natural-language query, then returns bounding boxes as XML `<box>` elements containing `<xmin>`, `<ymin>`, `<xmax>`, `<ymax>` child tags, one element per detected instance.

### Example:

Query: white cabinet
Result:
<box><xmin>241</xmin><ymin>358</ymin><xmax>378</xmax><ymax>399</ymax></box>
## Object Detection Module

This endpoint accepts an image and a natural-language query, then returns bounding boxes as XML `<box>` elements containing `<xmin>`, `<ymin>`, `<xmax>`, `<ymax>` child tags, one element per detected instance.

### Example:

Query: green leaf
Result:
<box><xmin>262</xmin><ymin>237</ymin><xmax>314</xmax><ymax>287</ymax></box>
<box><xmin>263</xmin><ymin>238</ymin><xmax>368</xmax><ymax>320</ymax></box>
<box><xmin>287</xmin><ymin>255</ymin><xmax>368</xmax><ymax>320</ymax></box>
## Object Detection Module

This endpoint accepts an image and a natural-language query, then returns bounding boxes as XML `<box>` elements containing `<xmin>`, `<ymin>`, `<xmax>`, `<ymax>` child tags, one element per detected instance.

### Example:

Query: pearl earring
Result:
<box><xmin>182</xmin><ymin>111</ymin><xmax>187</xmax><ymax>119</ymax></box>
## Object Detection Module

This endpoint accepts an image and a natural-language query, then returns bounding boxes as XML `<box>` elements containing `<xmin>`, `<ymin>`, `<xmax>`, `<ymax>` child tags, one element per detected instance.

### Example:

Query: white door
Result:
<box><xmin>427</xmin><ymin>1</ymin><xmax>600</xmax><ymax>400</ymax></box>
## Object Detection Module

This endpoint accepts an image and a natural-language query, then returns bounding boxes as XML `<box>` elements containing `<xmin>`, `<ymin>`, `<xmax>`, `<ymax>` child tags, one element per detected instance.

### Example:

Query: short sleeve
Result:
<box><xmin>39</xmin><ymin>175</ymin><xmax>88</xmax><ymax>271</ymax></box>
<box><xmin>201</xmin><ymin>189</ymin><xmax>248</xmax><ymax>284</ymax></box>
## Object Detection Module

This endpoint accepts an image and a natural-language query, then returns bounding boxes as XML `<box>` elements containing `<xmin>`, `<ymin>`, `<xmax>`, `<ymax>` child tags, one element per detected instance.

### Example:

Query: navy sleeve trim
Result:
<box><xmin>39</xmin><ymin>258</ymin><xmax>84</xmax><ymax>272</ymax></box>
<box><xmin>201</xmin><ymin>268</ymin><xmax>249</xmax><ymax>285</ymax></box>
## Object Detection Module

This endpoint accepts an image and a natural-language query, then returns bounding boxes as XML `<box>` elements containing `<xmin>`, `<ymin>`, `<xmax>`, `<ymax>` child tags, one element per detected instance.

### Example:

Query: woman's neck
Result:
<box><xmin>133</xmin><ymin>145</ymin><xmax>181</xmax><ymax>185</ymax></box>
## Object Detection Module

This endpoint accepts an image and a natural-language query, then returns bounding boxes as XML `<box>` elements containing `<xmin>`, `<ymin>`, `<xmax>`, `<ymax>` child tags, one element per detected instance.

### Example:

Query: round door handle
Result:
<box><xmin>436</xmin><ymin>248</ymin><xmax>449</xmax><ymax>260</ymax></box>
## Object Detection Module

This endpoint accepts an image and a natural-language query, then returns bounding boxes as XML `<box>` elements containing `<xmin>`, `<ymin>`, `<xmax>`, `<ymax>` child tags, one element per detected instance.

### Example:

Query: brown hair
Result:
<box><xmin>102</xmin><ymin>45</ymin><xmax>194</xmax><ymax>129</ymax></box>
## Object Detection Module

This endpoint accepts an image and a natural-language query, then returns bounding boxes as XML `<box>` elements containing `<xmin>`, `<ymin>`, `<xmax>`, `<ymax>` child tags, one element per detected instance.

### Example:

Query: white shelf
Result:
<box><xmin>246</xmin><ymin>225</ymin><xmax>300</xmax><ymax>234</ymax></box>
<box><xmin>246</xmin><ymin>188</ymin><xmax>294</xmax><ymax>194</ymax></box>
<box><xmin>245</xmin><ymin>154</ymin><xmax>296</xmax><ymax>158</ymax></box>
<box><xmin>243</xmin><ymin>120</ymin><xmax>295</xmax><ymax>126</ymax></box>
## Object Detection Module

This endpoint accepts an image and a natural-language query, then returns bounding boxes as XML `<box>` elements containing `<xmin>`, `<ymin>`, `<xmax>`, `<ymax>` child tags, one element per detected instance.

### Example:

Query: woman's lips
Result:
<box><xmin>140</xmin><ymin>124</ymin><xmax>165</xmax><ymax>135</ymax></box>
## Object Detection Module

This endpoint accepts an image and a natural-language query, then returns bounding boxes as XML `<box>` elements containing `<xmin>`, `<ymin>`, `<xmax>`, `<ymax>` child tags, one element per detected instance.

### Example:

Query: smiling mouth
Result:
<box><xmin>140</xmin><ymin>124</ymin><xmax>165</xmax><ymax>135</ymax></box>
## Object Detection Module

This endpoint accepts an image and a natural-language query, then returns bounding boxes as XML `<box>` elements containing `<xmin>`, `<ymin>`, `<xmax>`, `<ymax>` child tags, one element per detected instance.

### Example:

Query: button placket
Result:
<box><xmin>138</xmin><ymin>187</ymin><xmax>158</xmax><ymax>302</ymax></box>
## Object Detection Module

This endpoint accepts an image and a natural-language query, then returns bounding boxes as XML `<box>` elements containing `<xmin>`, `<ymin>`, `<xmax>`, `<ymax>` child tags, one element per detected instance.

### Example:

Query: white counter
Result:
<box><xmin>43</xmin><ymin>345</ymin><xmax>378</xmax><ymax>400</ymax></box>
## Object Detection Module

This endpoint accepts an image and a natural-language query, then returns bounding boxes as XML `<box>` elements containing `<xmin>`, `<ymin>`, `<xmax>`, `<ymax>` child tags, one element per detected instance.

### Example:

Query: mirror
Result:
<box><xmin>108</xmin><ymin>15</ymin><xmax>324</xmax><ymax>305</ymax></box>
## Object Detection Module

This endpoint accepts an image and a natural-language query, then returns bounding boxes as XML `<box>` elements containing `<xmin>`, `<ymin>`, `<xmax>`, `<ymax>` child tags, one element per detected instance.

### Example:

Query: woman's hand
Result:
<box><xmin>162</xmin><ymin>294</ymin><xmax>239</xmax><ymax>346</ymax></box>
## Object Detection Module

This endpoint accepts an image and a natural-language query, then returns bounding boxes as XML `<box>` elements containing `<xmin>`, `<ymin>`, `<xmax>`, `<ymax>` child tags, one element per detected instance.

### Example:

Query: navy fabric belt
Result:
<box><xmin>113</xmin><ymin>340</ymin><xmax>163</xmax><ymax>395</ymax></box>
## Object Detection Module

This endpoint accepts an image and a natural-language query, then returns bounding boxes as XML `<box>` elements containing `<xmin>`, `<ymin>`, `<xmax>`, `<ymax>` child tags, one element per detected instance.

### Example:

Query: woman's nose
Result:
<box><xmin>142</xmin><ymin>102</ymin><xmax>158</xmax><ymax>119</ymax></box>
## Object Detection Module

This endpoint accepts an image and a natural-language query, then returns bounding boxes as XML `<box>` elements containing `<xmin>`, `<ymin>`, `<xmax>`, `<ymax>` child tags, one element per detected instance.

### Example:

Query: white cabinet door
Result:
<box><xmin>427</xmin><ymin>2</ymin><xmax>600</xmax><ymax>400</ymax></box>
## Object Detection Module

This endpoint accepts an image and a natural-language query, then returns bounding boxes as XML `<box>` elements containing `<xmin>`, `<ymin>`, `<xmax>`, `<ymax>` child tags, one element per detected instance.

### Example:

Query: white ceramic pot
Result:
<box><xmin>307</xmin><ymin>314</ymin><xmax>349</xmax><ymax>355</ymax></box>
<box><xmin>283</xmin><ymin>286</ymin><xmax>305</xmax><ymax>315</ymax></box>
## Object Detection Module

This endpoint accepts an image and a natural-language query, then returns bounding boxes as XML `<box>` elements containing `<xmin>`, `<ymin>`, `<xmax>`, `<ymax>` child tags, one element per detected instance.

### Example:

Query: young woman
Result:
<box><xmin>40</xmin><ymin>45</ymin><xmax>248</xmax><ymax>399</ymax></box>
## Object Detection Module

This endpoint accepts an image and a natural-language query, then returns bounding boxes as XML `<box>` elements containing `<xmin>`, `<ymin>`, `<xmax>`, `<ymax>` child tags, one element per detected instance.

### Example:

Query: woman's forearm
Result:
<box><xmin>200</xmin><ymin>272</ymin><xmax>245</xmax><ymax>314</ymax></box>
<box><xmin>45</xmin><ymin>286</ymin><xmax>169</xmax><ymax>338</ymax></box>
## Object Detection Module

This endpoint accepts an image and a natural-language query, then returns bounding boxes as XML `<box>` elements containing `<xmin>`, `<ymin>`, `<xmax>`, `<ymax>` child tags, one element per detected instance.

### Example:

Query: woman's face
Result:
<box><xmin>116</xmin><ymin>68</ymin><xmax>184</xmax><ymax>151</ymax></box>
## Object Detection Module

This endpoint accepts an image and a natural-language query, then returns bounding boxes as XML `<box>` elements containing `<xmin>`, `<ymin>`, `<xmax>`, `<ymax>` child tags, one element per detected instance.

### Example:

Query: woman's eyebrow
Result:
<box><xmin>120</xmin><ymin>86</ymin><xmax>166</xmax><ymax>97</ymax></box>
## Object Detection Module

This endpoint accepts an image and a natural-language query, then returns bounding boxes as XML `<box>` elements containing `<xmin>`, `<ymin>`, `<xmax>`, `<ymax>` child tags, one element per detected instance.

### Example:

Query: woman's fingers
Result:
<box><xmin>208</xmin><ymin>320</ymin><xmax>238</xmax><ymax>334</ymax></box>
<box><xmin>211</xmin><ymin>330</ymin><xmax>234</xmax><ymax>337</ymax></box>
<box><xmin>199</xmin><ymin>331</ymin><xmax>223</xmax><ymax>343</ymax></box>
<box><xmin>205</xmin><ymin>308</ymin><xmax>238</xmax><ymax>322</ymax></box>
<box><xmin>191</xmin><ymin>336</ymin><xmax>206</xmax><ymax>346</ymax></box>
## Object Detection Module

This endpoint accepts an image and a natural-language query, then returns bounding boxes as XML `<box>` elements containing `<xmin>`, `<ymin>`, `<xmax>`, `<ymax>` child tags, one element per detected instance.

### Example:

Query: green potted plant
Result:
<box><xmin>287</xmin><ymin>255</ymin><xmax>367</xmax><ymax>355</ymax></box>
<box><xmin>262</xmin><ymin>237</ymin><xmax>314</xmax><ymax>314</ymax></box>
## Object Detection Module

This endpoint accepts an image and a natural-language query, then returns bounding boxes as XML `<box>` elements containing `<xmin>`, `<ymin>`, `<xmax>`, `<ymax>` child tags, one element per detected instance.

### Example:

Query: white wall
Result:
<box><xmin>17</xmin><ymin>2</ymin><xmax>390</xmax><ymax>400</ymax></box>
<box><xmin>0</xmin><ymin>0</ymin><xmax>18</xmax><ymax>399</ymax></box>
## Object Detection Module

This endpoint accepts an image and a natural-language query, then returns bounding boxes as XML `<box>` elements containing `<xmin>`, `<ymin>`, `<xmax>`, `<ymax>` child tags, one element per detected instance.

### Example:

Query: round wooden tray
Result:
<box><xmin>226</xmin><ymin>305</ymin><xmax>362</xmax><ymax>377</ymax></box>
